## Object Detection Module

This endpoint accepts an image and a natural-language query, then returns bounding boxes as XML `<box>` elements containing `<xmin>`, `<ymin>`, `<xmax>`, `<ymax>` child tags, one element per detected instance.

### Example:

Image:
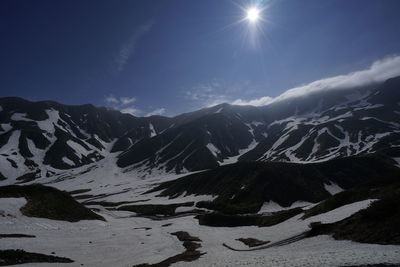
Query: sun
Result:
<box><xmin>246</xmin><ymin>7</ymin><xmax>260</xmax><ymax>23</ymax></box>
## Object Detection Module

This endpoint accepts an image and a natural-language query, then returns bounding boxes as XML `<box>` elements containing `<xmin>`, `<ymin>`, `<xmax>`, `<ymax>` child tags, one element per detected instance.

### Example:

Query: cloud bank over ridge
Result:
<box><xmin>233</xmin><ymin>55</ymin><xmax>400</xmax><ymax>106</ymax></box>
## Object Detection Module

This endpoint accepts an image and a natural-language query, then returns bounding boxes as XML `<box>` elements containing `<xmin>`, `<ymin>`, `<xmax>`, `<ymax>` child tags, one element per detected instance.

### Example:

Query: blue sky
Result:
<box><xmin>1</xmin><ymin>0</ymin><xmax>400</xmax><ymax>116</ymax></box>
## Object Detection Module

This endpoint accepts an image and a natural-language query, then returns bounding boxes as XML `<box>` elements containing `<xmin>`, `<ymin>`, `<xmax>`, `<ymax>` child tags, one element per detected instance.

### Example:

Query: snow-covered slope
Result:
<box><xmin>0</xmin><ymin>98</ymin><xmax>172</xmax><ymax>182</ymax></box>
<box><xmin>1</xmin><ymin>178</ymin><xmax>399</xmax><ymax>267</ymax></box>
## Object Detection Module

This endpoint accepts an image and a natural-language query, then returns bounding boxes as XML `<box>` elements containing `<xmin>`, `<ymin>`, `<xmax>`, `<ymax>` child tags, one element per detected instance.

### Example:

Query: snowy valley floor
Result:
<box><xmin>1</xmin><ymin>160</ymin><xmax>400</xmax><ymax>267</ymax></box>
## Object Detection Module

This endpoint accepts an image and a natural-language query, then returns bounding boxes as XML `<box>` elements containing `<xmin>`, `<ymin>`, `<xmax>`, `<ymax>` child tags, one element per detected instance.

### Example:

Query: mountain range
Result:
<box><xmin>1</xmin><ymin>76</ymin><xmax>400</xmax><ymax>183</ymax></box>
<box><xmin>1</xmin><ymin>76</ymin><xmax>400</xmax><ymax>267</ymax></box>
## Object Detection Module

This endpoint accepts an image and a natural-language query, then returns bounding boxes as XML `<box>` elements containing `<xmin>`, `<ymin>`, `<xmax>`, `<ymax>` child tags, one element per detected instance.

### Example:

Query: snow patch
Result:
<box><xmin>66</xmin><ymin>140</ymin><xmax>91</xmax><ymax>159</ymax></box>
<box><xmin>10</xmin><ymin>113</ymin><xmax>32</xmax><ymax>121</ymax></box>
<box><xmin>221</xmin><ymin>140</ymin><xmax>258</xmax><ymax>165</ymax></box>
<box><xmin>324</xmin><ymin>182</ymin><xmax>343</xmax><ymax>195</ymax></box>
<box><xmin>0</xmin><ymin>130</ymin><xmax>30</xmax><ymax>179</ymax></box>
<box><xmin>206</xmin><ymin>143</ymin><xmax>220</xmax><ymax>157</ymax></box>
<box><xmin>62</xmin><ymin>157</ymin><xmax>75</xmax><ymax>166</ymax></box>
<box><xmin>36</xmin><ymin>109</ymin><xmax>60</xmax><ymax>134</ymax></box>
<box><xmin>258</xmin><ymin>200</ymin><xmax>314</xmax><ymax>214</ymax></box>
<box><xmin>149</xmin><ymin>123</ymin><xmax>157</xmax><ymax>137</ymax></box>
<box><xmin>0</xmin><ymin>123</ymin><xmax>12</xmax><ymax>133</ymax></box>
<box><xmin>309</xmin><ymin>199</ymin><xmax>376</xmax><ymax>223</ymax></box>
<box><xmin>215</xmin><ymin>107</ymin><xmax>223</xmax><ymax>113</ymax></box>
<box><xmin>251</xmin><ymin>121</ymin><xmax>264</xmax><ymax>127</ymax></box>
<box><xmin>393</xmin><ymin>157</ymin><xmax>400</xmax><ymax>168</ymax></box>
<box><xmin>174</xmin><ymin>206</ymin><xmax>194</xmax><ymax>213</ymax></box>
<box><xmin>0</xmin><ymin>197</ymin><xmax>27</xmax><ymax>217</ymax></box>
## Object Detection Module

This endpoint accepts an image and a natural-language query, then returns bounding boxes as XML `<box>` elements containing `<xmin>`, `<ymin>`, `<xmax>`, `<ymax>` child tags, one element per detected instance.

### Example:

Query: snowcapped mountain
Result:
<box><xmin>240</xmin><ymin>76</ymin><xmax>400</xmax><ymax>163</ymax></box>
<box><xmin>0</xmin><ymin>98</ymin><xmax>172</xmax><ymax>181</ymax></box>
<box><xmin>1</xmin><ymin>76</ymin><xmax>400</xmax><ymax>182</ymax></box>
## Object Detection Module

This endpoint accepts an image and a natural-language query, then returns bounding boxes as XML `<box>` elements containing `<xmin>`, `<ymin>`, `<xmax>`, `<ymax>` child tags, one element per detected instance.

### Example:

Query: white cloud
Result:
<box><xmin>232</xmin><ymin>96</ymin><xmax>273</xmax><ymax>106</ymax></box>
<box><xmin>120</xmin><ymin>107</ymin><xmax>140</xmax><ymax>116</ymax></box>
<box><xmin>105</xmin><ymin>96</ymin><xmax>119</xmax><ymax>104</ymax></box>
<box><xmin>120</xmin><ymin>97</ymin><xmax>136</xmax><ymax>105</ymax></box>
<box><xmin>104</xmin><ymin>95</ymin><xmax>140</xmax><ymax>116</ymax></box>
<box><xmin>113</xmin><ymin>20</ymin><xmax>153</xmax><ymax>73</ymax></box>
<box><xmin>233</xmin><ymin>55</ymin><xmax>400</xmax><ymax>106</ymax></box>
<box><xmin>105</xmin><ymin>95</ymin><xmax>136</xmax><ymax>106</ymax></box>
<box><xmin>146</xmin><ymin>108</ymin><xmax>166</xmax><ymax>116</ymax></box>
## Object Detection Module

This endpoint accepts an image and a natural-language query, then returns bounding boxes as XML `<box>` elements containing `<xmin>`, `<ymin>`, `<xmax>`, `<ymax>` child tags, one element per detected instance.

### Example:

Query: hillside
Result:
<box><xmin>148</xmin><ymin>154</ymin><xmax>400</xmax><ymax>214</ymax></box>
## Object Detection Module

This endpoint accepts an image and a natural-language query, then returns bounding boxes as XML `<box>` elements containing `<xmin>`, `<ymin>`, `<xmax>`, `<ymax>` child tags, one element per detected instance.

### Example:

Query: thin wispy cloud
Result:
<box><xmin>233</xmin><ymin>55</ymin><xmax>400</xmax><ymax>106</ymax></box>
<box><xmin>113</xmin><ymin>20</ymin><xmax>153</xmax><ymax>73</ymax></box>
<box><xmin>185</xmin><ymin>89</ymin><xmax>228</xmax><ymax>108</ymax></box>
<box><xmin>184</xmin><ymin>80</ymin><xmax>252</xmax><ymax>108</ymax></box>
<box><xmin>146</xmin><ymin>108</ymin><xmax>166</xmax><ymax>117</ymax></box>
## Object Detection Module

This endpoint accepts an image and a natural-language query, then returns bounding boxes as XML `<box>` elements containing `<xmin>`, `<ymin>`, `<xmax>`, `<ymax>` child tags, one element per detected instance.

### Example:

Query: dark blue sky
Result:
<box><xmin>1</xmin><ymin>0</ymin><xmax>400</xmax><ymax>116</ymax></box>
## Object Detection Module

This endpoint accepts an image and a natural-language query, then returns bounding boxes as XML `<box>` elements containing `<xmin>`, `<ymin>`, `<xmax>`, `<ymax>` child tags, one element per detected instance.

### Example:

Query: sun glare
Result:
<box><xmin>246</xmin><ymin>7</ymin><xmax>260</xmax><ymax>23</ymax></box>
